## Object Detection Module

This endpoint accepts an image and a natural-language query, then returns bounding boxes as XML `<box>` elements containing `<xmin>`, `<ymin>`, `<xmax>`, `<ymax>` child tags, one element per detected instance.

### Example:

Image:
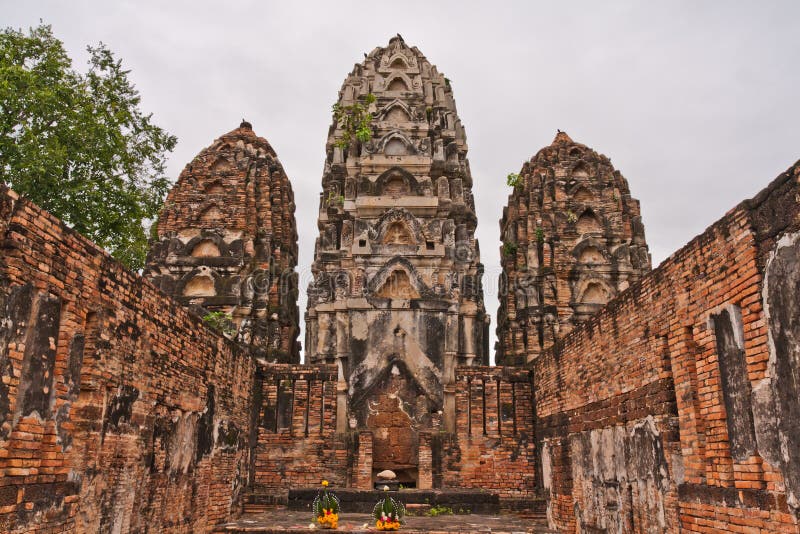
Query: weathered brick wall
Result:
<box><xmin>0</xmin><ymin>185</ymin><xmax>254</xmax><ymax>533</ymax></box>
<box><xmin>533</xmin><ymin>161</ymin><xmax>800</xmax><ymax>533</ymax></box>
<box><xmin>252</xmin><ymin>364</ymin><xmax>347</xmax><ymax>495</ymax></box>
<box><xmin>442</xmin><ymin>366</ymin><xmax>537</xmax><ymax>499</ymax></box>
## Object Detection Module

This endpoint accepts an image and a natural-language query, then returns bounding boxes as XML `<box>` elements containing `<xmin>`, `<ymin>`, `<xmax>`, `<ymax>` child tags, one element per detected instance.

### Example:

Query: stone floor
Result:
<box><xmin>214</xmin><ymin>509</ymin><xmax>555</xmax><ymax>533</ymax></box>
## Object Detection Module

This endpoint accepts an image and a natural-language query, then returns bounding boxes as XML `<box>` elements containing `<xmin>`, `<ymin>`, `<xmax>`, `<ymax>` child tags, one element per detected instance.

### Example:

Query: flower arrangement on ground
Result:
<box><xmin>313</xmin><ymin>480</ymin><xmax>340</xmax><ymax>529</ymax></box>
<box><xmin>373</xmin><ymin>487</ymin><xmax>405</xmax><ymax>531</ymax></box>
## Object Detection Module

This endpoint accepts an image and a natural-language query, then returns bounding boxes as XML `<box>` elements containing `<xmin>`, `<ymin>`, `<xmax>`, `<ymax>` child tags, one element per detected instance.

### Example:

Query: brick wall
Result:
<box><xmin>533</xmin><ymin>161</ymin><xmax>800</xmax><ymax>533</ymax></box>
<box><xmin>0</xmin><ymin>185</ymin><xmax>254</xmax><ymax>533</ymax></box>
<box><xmin>249</xmin><ymin>363</ymin><xmax>539</xmax><ymax>500</ymax></box>
<box><xmin>442</xmin><ymin>366</ymin><xmax>537</xmax><ymax>499</ymax></box>
<box><xmin>252</xmin><ymin>364</ymin><xmax>347</xmax><ymax>494</ymax></box>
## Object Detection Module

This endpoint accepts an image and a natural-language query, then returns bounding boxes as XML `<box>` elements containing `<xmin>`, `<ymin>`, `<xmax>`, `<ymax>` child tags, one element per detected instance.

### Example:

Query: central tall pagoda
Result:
<box><xmin>305</xmin><ymin>35</ymin><xmax>489</xmax><ymax>484</ymax></box>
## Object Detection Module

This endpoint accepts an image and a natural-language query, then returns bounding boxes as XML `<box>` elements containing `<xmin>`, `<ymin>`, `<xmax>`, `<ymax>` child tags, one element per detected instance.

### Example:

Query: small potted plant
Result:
<box><xmin>313</xmin><ymin>480</ymin><xmax>340</xmax><ymax>529</ymax></box>
<box><xmin>373</xmin><ymin>487</ymin><xmax>405</xmax><ymax>531</ymax></box>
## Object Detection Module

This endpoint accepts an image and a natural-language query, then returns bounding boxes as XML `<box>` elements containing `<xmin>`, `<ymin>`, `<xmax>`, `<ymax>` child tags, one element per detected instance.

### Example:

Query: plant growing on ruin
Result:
<box><xmin>535</xmin><ymin>226</ymin><xmax>545</xmax><ymax>244</ymax></box>
<box><xmin>506</xmin><ymin>172</ymin><xmax>521</xmax><ymax>188</ymax></box>
<box><xmin>425</xmin><ymin>505</ymin><xmax>453</xmax><ymax>517</ymax></box>
<box><xmin>202</xmin><ymin>311</ymin><xmax>236</xmax><ymax>336</ymax></box>
<box><xmin>503</xmin><ymin>241</ymin><xmax>518</xmax><ymax>257</ymax></box>
<box><xmin>0</xmin><ymin>24</ymin><xmax>176</xmax><ymax>270</ymax></box>
<box><xmin>332</xmin><ymin>93</ymin><xmax>376</xmax><ymax>150</ymax></box>
<box><xmin>325</xmin><ymin>191</ymin><xmax>344</xmax><ymax>207</ymax></box>
<box><xmin>566</xmin><ymin>211</ymin><xmax>578</xmax><ymax>223</ymax></box>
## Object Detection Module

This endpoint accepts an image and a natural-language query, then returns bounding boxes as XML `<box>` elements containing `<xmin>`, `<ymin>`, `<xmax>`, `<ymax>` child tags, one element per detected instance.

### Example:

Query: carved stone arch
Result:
<box><xmin>367</xmin><ymin>257</ymin><xmax>434</xmax><ymax>299</ymax></box>
<box><xmin>178</xmin><ymin>267</ymin><xmax>222</xmax><ymax>297</ymax></box>
<box><xmin>377</xmin><ymin>130</ymin><xmax>417</xmax><ymax>156</ymax></box>
<box><xmin>196</xmin><ymin>203</ymin><xmax>225</xmax><ymax>225</ymax></box>
<box><xmin>184</xmin><ymin>232</ymin><xmax>227</xmax><ymax>258</ymax></box>
<box><xmin>210</xmin><ymin>156</ymin><xmax>232</xmax><ymax>173</ymax></box>
<box><xmin>572</xmin><ymin>238</ymin><xmax>609</xmax><ymax>264</ymax></box>
<box><xmin>388</xmin><ymin>55</ymin><xmax>409</xmax><ymax>69</ymax></box>
<box><xmin>377</xmin><ymin>100</ymin><xmax>414</xmax><ymax>124</ymax></box>
<box><xmin>350</xmin><ymin>357</ymin><xmax>439</xmax><ymax>413</ymax></box>
<box><xmin>569</xmin><ymin>184</ymin><xmax>594</xmax><ymax>204</ymax></box>
<box><xmin>574</xmin><ymin>277</ymin><xmax>614</xmax><ymax>305</ymax></box>
<box><xmin>576</xmin><ymin>208</ymin><xmax>605</xmax><ymax>235</ymax></box>
<box><xmin>571</xmin><ymin>161</ymin><xmax>590</xmax><ymax>178</ymax></box>
<box><xmin>374</xmin><ymin>167</ymin><xmax>422</xmax><ymax>196</ymax></box>
<box><xmin>371</xmin><ymin>208</ymin><xmax>425</xmax><ymax>244</ymax></box>
<box><xmin>204</xmin><ymin>179</ymin><xmax>226</xmax><ymax>195</ymax></box>
<box><xmin>611</xmin><ymin>244</ymin><xmax>632</xmax><ymax>265</ymax></box>
<box><xmin>383</xmin><ymin>72</ymin><xmax>414</xmax><ymax>92</ymax></box>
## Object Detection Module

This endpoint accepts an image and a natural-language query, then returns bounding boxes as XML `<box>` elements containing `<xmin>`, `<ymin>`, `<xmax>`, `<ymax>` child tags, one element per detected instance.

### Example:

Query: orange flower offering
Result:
<box><xmin>375</xmin><ymin>518</ymin><xmax>401</xmax><ymax>531</ymax></box>
<box><xmin>373</xmin><ymin>489</ymin><xmax>405</xmax><ymax>531</ymax></box>
<box><xmin>317</xmin><ymin>509</ymin><xmax>338</xmax><ymax>529</ymax></box>
<box><xmin>313</xmin><ymin>480</ymin><xmax>340</xmax><ymax>529</ymax></box>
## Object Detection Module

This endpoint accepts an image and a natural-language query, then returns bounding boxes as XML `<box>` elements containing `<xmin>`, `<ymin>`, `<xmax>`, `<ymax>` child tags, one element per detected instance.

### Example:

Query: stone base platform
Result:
<box><xmin>287</xmin><ymin>488</ymin><xmax>501</xmax><ymax>514</ymax></box>
<box><xmin>214</xmin><ymin>509</ymin><xmax>554</xmax><ymax>533</ymax></box>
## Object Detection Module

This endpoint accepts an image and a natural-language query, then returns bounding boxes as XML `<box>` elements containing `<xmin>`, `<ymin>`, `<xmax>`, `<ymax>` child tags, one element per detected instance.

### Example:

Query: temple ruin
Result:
<box><xmin>146</xmin><ymin>121</ymin><xmax>300</xmax><ymax>362</ymax></box>
<box><xmin>496</xmin><ymin>131</ymin><xmax>651</xmax><ymax>364</ymax></box>
<box><xmin>0</xmin><ymin>35</ymin><xmax>799</xmax><ymax>534</ymax></box>
<box><xmin>304</xmin><ymin>35</ymin><xmax>490</xmax><ymax>484</ymax></box>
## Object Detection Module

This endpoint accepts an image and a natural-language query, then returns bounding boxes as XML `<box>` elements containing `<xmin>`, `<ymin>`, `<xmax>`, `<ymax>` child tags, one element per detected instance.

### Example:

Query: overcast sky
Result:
<box><xmin>5</xmin><ymin>1</ymin><xmax>799</xmax><ymax>363</ymax></box>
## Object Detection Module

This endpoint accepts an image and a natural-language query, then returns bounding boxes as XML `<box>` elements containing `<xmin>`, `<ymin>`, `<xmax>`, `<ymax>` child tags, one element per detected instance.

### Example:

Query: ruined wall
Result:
<box><xmin>533</xmin><ymin>161</ymin><xmax>800</xmax><ymax>533</ymax></box>
<box><xmin>146</xmin><ymin>121</ymin><xmax>300</xmax><ymax>362</ymax></box>
<box><xmin>497</xmin><ymin>132</ymin><xmax>650</xmax><ymax>365</ymax></box>
<box><xmin>0</xmin><ymin>185</ymin><xmax>254</xmax><ymax>533</ymax></box>
<box><xmin>249</xmin><ymin>363</ymin><xmax>538</xmax><ymax>500</ymax></box>
<box><xmin>252</xmin><ymin>364</ymin><xmax>347</xmax><ymax>495</ymax></box>
<box><xmin>441</xmin><ymin>366</ymin><xmax>537</xmax><ymax>500</ymax></box>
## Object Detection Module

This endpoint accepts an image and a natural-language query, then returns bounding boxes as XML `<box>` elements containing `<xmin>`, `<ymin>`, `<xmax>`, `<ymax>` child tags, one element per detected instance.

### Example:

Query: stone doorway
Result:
<box><xmin>359</xmin><ymin>362</ymin><xmax>434</xmax><ymax>488</ymax></box>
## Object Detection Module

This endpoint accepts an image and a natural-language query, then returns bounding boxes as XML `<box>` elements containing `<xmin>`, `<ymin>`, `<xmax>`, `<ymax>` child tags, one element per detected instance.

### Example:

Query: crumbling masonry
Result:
<box><xmin>304</xmin><ymin>35</ymin><xmax>491</xmax><ymax>485</ymax></box>
<box><xmin>145</xmin><ymin>122</ymin><xmax>300</xmax><ymax>362</ymax></box>
<box><xmin>496</xmin><ymin>132</ymin><xmax>651</xmax><ymax>365</ymax></box>
<box><xmin>0</xmin><ymin>35</ymin><xmax>799</xmax><ymax>534</ymax></box>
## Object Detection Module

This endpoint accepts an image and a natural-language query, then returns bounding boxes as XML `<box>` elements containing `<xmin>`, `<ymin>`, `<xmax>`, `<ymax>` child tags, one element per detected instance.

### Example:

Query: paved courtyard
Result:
<box><xmin>214</xmin><ymin>509</ymin><xmax>555</xmax><ymax>533</ymax></box>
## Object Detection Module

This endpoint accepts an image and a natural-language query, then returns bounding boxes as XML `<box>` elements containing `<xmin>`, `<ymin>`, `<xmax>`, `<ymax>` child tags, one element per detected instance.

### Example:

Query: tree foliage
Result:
<box><xmin>0</xmin><ymin>24</ymin><xmax>176</xmax><ymax>269</ymax></box>
<box><xmin>332</xmin><ymin>93</ymin><xmax>375</xmax><ymax>150</ymax></box>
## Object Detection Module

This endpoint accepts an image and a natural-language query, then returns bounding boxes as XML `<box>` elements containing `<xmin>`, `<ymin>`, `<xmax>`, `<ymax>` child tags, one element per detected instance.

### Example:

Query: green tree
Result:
<box><xmin>0</xmin><ymin>24</ymin><xmax>176</xmax><ymax>269</ymax></box>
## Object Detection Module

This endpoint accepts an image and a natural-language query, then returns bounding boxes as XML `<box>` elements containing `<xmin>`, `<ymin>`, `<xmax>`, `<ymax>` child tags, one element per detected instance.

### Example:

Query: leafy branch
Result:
<box><xmin>332</xmin><ymin>93</ymin><xmax>376</xmax><ymax>150</ymax></box>
<box><xmin>202</xmin><ymin>311</ymin><xmax>236</xmax><ymax>336</ymax></box>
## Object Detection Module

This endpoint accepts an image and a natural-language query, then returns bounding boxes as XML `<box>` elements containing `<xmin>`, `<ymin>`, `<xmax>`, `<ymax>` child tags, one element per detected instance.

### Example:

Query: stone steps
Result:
<box><xmin>287</xmin><ymin>488</ymin><xmax>501</xmax><ymax>515</ymax></box>
<box><xmin>214</xmin><ymin>509</ymin><xmax>555</xmax><ymax>533</ymax></box>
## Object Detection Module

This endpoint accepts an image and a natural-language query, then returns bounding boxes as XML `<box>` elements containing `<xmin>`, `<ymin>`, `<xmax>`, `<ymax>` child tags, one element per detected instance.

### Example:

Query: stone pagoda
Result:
<box><xmin>496</xmin><ymin>132</ymin><xmax>651</xmax><ymax>365</ymax></box>
<box><xmin>305</xmin><ymin>35</ymin><xmax>489</xmax><ymax>483</ymax></box>
<box><xmin>145</xmin><ymin>121</ymin><xmax>300</xmax><ymax>362</ymax></box>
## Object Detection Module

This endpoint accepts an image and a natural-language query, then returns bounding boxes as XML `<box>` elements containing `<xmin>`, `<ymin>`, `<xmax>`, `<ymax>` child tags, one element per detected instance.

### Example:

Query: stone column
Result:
<box><xmin>443</xmin><ymin>310</ymin><xmax>459</xmax><ymax>432</ymax></box>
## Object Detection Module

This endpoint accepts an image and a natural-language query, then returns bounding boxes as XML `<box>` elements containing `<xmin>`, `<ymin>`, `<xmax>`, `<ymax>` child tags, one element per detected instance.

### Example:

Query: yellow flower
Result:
<box><xmin>322</xmin><ymin>480</ymin><xmax>329</xmax><ymax>487</ymax></box>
